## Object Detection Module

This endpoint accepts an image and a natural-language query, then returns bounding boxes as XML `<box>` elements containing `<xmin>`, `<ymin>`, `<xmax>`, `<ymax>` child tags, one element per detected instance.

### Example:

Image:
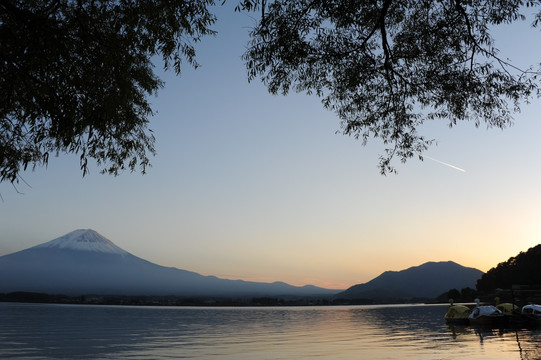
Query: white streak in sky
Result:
<box><xmin>420</xmin><ymin>154</ymin><xmax>466</xmax><ymax>173</ymax></box>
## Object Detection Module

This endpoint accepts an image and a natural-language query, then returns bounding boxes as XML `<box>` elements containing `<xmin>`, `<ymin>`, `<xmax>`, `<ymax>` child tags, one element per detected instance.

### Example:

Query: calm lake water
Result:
<box><xmin>1</xmin><ymin>302</ymin><xmax>540</xmax><ymax>359</ymax></box>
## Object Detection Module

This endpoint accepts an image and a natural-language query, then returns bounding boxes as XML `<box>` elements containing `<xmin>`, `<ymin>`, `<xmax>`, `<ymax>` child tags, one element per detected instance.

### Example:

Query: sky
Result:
<box><xmin>1</xmin><ymin>4</ymin><xmax>541</xmax><ymax>290</ymax></box>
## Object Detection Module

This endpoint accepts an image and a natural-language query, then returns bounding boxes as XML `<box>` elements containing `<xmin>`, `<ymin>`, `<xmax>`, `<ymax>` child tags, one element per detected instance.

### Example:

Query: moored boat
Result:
<box><xmin>493</xmin><ymin>297</ymin><xmax>532</xmax><ymax>327</ymax></box>
<box><xmin>444</xmin><ymin>299</ymin><xmax>471</xmax><ymax>324</ymax></box>
<box><xmin>468</xmin><ymin>299</ymin><xmax>505</xmax><ymax>326</ymax></box>
<box><xmin>494</xmin><ymin>297</ymin><xmax>519</xmax><ymax>316</ymax></box>
<box><xmin>521</xmin><ymin>304</ymin><xmax>541</xmax><ymax>323</ymax></box>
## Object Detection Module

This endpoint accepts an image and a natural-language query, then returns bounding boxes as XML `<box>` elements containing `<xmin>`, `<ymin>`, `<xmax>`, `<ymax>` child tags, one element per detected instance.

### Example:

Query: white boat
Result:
<box><xmin>521</xmin><ymin>304</ymin><xmax>541</xmax><ymax>323</ymax></box>
<box><xmin>468</xmin><ymin>299</ymin><xmax>505</xmax><ymax>326</ymax></box>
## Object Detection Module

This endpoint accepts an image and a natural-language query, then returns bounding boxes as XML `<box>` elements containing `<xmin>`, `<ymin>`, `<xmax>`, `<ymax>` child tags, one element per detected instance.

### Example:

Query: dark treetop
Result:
<box><xmin>241</xmin><ymin>0</ymin><xmax>541</xmax><ymax>173</ymax></box>
<box><xmin>2</xmin><ymin>0</ymin><xmax>541</xmax><ymax>182</ymax></box>
<box><xmin>476</xmin><ymin>244</ymin><xmax>541</xmax><ymax>292</ymax></box>
<box><xmin>0</xmin><ymin>0</ymin><xmax>215</xmax><ymax>183</ymax></box>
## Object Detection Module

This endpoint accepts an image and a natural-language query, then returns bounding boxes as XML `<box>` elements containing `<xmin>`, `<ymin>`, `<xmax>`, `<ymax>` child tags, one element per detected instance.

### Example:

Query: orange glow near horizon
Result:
<box><xmin>1</xmin><ymin>4</ymin><xmax>541</xmax><ymax>294</ymax></box>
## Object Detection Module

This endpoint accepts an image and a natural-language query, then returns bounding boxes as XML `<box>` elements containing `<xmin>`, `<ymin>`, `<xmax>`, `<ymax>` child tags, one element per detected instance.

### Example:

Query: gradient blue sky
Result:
<box><xmin>1</xmin><ymin>4</ymin><xmax>541</xmax><ymax>289</ymax></box>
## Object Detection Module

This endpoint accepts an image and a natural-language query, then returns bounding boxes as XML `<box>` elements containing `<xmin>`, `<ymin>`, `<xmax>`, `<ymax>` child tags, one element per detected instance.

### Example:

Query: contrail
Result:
<box><xmin>420</xmin><ymin>153</ymin><xmax>466</xmax><ymax>173</ymax></box>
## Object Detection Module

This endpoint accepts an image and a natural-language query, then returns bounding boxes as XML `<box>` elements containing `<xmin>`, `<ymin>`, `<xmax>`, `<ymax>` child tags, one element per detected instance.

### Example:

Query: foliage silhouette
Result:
<box><xmin>476</xmin><ymin>244</ymin><xmax>541</xmax><ymax>292</ymax></box>
<box><xmin>1</xmin><ymin>0</ymin><xmax>215</xmax><ymax>182</ymax></box>
<box><xmin>3</xmin><ymin>0</ymin><xmax>541</xmax><ymax>181</ymax></box>
<box><xmin>240</xmin><ymin>0</ymin><xmax>541</xmax><ymax>173</ymax></box>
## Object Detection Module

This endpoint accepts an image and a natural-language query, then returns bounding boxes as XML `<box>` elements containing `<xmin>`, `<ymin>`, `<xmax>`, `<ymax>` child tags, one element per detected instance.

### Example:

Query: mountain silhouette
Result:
<box><xmin>335</xmin><ymin>261</ymin><xmax>484</xmax><ymax>300</ymax></box>
<box><xmin>0</xmin><ymin>229</ymin><xmax>338</xmax><ymax>297</ymax></box>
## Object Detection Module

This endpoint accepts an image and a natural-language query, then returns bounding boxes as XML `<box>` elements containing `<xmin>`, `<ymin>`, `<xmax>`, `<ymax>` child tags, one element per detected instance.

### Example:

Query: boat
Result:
<box><xmin>468</xmin><ymin>299</ymin><xmax>506</xmax><ymax>326</ymax></box>
<box><xmin>444</xmin><ymin>299</ymin><xmax>471</xmax><ymax>324</ymax></box>
<box><xmin>494</xmin><ymin>297</ymin><xmax>531</xmax><ymax>327</ymax></box>
<box><xmin>521</xmin><ymin>304</ymin><xmax>541</xmax><ymax>323</ymax></box>
<box><xmin>494</xmin><ymin>297</ymin><xmax>519</xmax><ymax>316</ymax></box>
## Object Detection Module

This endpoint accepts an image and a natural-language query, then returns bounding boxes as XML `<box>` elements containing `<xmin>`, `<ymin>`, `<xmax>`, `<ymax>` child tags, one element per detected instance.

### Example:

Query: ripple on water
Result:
<box><xmin>1</xmin><ymin>303</ymin><xmax>541</xmax><ymax>359</ymax></box>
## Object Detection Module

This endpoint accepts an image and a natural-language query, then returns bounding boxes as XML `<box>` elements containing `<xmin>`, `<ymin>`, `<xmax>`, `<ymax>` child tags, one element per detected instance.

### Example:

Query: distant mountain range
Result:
<box><xmin>335</xmin><ymin>261</ymin><xmax>484</xmax><ymax>301</ymax></box>
<box><xmin>0</xmin><ymin>229</ymin><xmax>338</xmax><ymax>298</ymax></box>
<box><xmin>0</xmin><ymin>230</ymin><xmax>485</xmax><ymax>301</ymax></box>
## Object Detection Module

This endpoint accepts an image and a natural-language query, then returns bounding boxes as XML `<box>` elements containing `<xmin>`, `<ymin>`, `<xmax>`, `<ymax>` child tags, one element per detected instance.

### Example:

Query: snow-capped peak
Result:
<box><xmin>35</xmin><ymin>229</ymin><xmax>129</xmax><ymax>255</ymax></box>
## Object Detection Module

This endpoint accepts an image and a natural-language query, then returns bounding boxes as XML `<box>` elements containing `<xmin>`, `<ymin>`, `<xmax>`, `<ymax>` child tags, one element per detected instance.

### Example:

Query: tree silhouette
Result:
<box><xmin>3</xmin><ymin>1</ymin><xmax>541</xmax><ymax>182</ymax></box>
<box><xmin>1</xmin><ymin>0</ymin><xmax>215</xmax><ymax>183</ymax></box>
<box><xmin>241</xmin><ymin>0</ymin><xmax>541</xmax><ymax>173</ymax></box>
<box><xmin>476</xmin><ymin>245</ymin><xmax>541</xmax><ymax>292</ymax></box>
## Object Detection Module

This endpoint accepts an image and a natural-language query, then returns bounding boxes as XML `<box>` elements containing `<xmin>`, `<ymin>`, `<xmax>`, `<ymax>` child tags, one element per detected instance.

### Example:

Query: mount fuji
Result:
<box><xmin>0</xmin><ymin>229</ymin><xmax>338</xmax><ymax>297</ymax></box>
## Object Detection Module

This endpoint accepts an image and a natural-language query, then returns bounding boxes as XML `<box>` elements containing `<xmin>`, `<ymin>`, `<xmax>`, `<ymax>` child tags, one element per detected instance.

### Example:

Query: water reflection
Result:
<box><xmin>1</xmin><ymin>303</ymin><xmax>541</xmax><ymax>359</ymax></box>
<box><xmin>445</xmin><ymin>321</ymin><xmax>541</xmax><ymax>360</ymax></box>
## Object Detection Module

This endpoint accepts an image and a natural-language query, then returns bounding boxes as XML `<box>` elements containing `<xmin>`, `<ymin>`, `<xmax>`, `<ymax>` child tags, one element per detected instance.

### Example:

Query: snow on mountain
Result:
<box><xmin>34</xmin><ymin>229</ymin><xmax>128</xmax><ymax>255</ymax></box>
<box><xmin>0</xmin><ymin>229</ymin><xmax>340</xmax><ymax>297</ymax></box>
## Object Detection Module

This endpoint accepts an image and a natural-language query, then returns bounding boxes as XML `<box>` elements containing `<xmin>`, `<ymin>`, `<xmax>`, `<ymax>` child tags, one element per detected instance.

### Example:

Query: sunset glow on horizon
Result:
<box><xmin>1</xmin><ymin>4</ymin><xmax>540</xmax><ymax>291</ymax></box>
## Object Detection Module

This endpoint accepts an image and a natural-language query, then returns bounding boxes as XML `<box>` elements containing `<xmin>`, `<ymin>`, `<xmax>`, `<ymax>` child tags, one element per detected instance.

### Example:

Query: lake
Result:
<box><xmin>1</xmin><ymin>302</ymin><xmax>540</xmax><ymax>359</ymax></box>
